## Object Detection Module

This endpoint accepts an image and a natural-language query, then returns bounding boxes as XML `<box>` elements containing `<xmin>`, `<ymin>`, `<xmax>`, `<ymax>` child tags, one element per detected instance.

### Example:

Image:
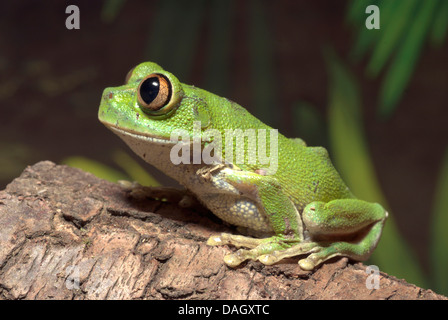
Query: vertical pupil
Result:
<box><xmin>140</xmin><ymin>77</ymin><xmax>160</xmax><ymax>104</ymax></box>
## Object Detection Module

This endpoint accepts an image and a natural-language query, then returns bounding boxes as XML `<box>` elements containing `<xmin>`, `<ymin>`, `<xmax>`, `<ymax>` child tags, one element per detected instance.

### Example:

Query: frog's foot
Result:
<box><xmin>256</xmin><ymin>241</ymin><xmax>331</xmax><ymax>270</ymax></box>
<box><xmin>119</xmin><ymin>180</ymin><xmax>153</xmax><ymax>200</ymax></box>
<box><xmin>196</xmin><ymin>164</ymin><xmax>227</xmax><ymax>182</ymax></box>
<box><xmin>118</xmin><ymin>180</ymin><xmax>140</xmax><ymax>191</ymax></box>
<box><xmin>258</xmin><ymin>220</ymin><xmax>386</xmax><ymax>270</ymax></box>
<box><xmin>119</xmin><ymin>181</ymin><xmax>198</xmax><ymax>208</ymax></box>
<box><xmin>208</xmin><ymin>224</ymin><xmax>384</xmax><ymax>270</ymax></box>
<box><xmin>213</xmin><ymin>239</ymin><xmax>354</xmax><ymax>270</ymax></box>
<box><xmin>207</xmin><ymin>233</ymin><xmax>300</xmax><ymax>268</ymax></box>
<box><xmin>197</xmin><ymin>162</ymin><xmax>243</xmax><ymax>183</ymax></box>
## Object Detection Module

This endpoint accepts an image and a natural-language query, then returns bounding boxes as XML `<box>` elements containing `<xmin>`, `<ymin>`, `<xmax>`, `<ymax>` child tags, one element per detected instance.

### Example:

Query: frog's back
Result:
<box><xmin>275</xmin><ymin>137</ymin><xmax>354</xmax><ymax>209</ymax></box>
<box><xmin>202</xmin><ymin>92</ymin><xmax>354</xmax><ymax>208</ymax></box>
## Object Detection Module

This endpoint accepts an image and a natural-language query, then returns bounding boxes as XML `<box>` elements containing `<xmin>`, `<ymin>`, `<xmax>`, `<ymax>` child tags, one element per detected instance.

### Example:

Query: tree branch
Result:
<box><xmin>0</xmin><ymin>161</ymin><xmax>444</xmax><ymax>300</ymax></box>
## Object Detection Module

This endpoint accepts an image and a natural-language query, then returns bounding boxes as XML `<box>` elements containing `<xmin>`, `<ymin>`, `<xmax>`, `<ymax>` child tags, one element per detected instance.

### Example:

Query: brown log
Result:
<box><xmin>0</xmin><ymin>161</ymin><xmax>445</xmax><ymax>300</ymax></box>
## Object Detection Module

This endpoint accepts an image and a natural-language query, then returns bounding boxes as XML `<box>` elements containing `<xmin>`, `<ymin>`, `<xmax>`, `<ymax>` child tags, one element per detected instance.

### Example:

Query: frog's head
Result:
<box><xmin>98</xmin><ymin>62</ymin><xmax>202</xmax><ymax>142</ymax></box>
<box><xmin>99</xmin><ymin>62</ymin><xmax>269</xmax><ymax>170</ymax></box>
<box><xmin>99</xmin><ymin>61</ymin><xmax>263</xmax><ymax>142</ymax></box>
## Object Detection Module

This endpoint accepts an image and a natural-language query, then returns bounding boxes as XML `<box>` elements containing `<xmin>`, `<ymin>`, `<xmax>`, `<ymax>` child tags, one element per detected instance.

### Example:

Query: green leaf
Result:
<box><xmin>378</xmin><ymin>0</ymin><xmax>439</xmax><ymax>118</ymax></box>
<box><xmin>349</xmin><ymin>0</ymin><xmax>382</xmax><ymax>61</ymax></box>
<box><xmin>350</xmin><ymin>23</ymin><xmax>377</xmax><ymax>61</ymax></box>
<box><xmin>431</xmin><ymin>147</ymin><xmax>448</xmax><ymax>295</ymax></box>
<box><xmin>430</xmin><ymin>0</ymin><xmax>448</xmax><ymax>47</ymax></box>
<box><xmin>324</xmin><ymin>48</ymin><xmax>426</xmax><ymax>287</ymax></box>
<box><xmin>346</xmin><ymin>0</ymin><xmax>379</xmax><ymax>26</ymax></box>
<box><xmin>63</xmin><ymin>152</ymin><xmax>161</xmax><ymax>187</ymax></box>
<box><xmin>62</xmin><ymin>156</ymin><xmax>129</xmax><ymax>182</ymax></box>
<box><xmin>366</xmin><ymin>0</ymin><xmax>419</xmax><ymax>77</ymax></box>
<box><xmin>112</xmin><ymin>150</ymin><xmax>161</xmax><ymax>187</ymax></box>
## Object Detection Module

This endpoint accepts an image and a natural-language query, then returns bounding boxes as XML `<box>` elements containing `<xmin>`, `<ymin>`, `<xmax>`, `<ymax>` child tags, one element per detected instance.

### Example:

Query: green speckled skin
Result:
<box><xmin>99</xmin><ymin>62</ymin><xmax>388</xmax><ymax>270</ymax></box>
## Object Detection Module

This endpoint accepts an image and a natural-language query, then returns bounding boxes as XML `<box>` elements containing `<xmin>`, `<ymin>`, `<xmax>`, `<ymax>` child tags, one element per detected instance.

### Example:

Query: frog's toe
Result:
<box><xmin>257</xmin><ymin>253</ymin><xmax>281</xmax><ymax>265</ymax></box>
<box><xmin>118</xmin><ymin>180</ymin><xmax>140</xmax><ymax>190</ymax></box>
<box><xmin>206</xmin><ymin>233</ymin><xmax>236</xmax><ymax>247</ymax></box>
<box><xmin>196</xmin><ymin>164</ymin><xmax>226</xmax><ymax>182</ymax></box>
<box><xmin>298</xmin><ymin>257</ymin><xmax>317</xmax><ymax>271</ymax></box>
<box><xmin>224</xmin><ymin>247</ymin><xmax>278</xmax><ymax>267</ymax></box>
<box><xmin>258</xmin><ymin>243</ymin><xmax>318</xmax><ymax>267</ymax></box>
<box><xmin>298</xmin><ymin>247</ymin><xmax>341</xmax><ymax>270</ymax></box>
<box><xmin>223</xmin><ymin>249</ymin><xmax>250</xmax><ymax>267</ymax></box>
<box><xmin>207</xmin><ymin>235</ymin><xmax>225</xmax><ymax>246</ymax></box>
<box><xmin>207</xmin><ymin>233</ymin><xmax>267</xmax><ymax>249</ymax></box>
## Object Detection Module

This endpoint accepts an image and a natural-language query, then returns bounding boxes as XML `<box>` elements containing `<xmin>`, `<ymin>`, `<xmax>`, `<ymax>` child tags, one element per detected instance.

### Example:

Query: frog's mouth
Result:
<box><xmin>101</xmin><ymin>122</ymin><xmax>176</xmax><ymax>145</ymax></box>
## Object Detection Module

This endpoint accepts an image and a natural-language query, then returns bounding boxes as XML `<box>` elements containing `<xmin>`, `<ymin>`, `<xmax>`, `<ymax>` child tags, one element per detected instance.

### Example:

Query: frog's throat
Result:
<box><xmin>103</xmin><ymin>123</ymin><xmax>175</xmax><ymax>145</ymax></box>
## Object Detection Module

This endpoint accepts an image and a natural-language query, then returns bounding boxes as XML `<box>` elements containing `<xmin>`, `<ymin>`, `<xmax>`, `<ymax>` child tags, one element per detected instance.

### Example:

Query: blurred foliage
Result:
<box><xmin>345</xmin><ymin>0</ymin><xmax>448</xmax><ymax>293</ymax></box>
<box><xmin>324</xmin><ymin>49</ymin><xmax>426</xmax><ymax>287</ymax></box>
<box><xmin>63</xmin><ymin>150</ymin><xmax>160</xmax><ymax>186</ymax></box>
<box><xmin>347</xmin><ymin>0</ymin><xmax>448</xmax><ymax>119</ymax></box>
<box><xmin>62</xmin><ymin>155</ymin><xmax>129</xmax><ymax>182</ymax></box>
<box><xmin>0</xmin><ymin>141</ymin><xmax>36</xmax><ymax>182</ymax></box>
<box><xmin>112</xmin><ymin>150</ymin><xmax>161</xmax><ymax>186</ymax></box>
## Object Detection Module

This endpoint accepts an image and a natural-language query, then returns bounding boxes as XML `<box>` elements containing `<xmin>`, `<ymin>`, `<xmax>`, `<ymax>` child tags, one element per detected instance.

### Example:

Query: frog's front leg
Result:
<box><xmin>205</xmin><ymin>167</ymin><xmax>305</xmax><ymax>267</ymax></box>
<box><xmin>208</xmin><ymin>233</ymin><xmax>300</xmax><ymax>267</ymax></box>
<box><xmin>258</xmin><ymin>199</ymin><xmax>388</xmax><ymax>270</ymax></box>
<box><xmin>119</xmin><ymin>181</ymin><xmax>199</xmax><ymax>208</ymax></box>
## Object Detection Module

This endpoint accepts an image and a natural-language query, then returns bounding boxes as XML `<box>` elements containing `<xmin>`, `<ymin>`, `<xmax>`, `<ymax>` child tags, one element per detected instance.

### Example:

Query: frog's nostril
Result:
<box><xmin>107</xmin><ymin>92</ymin><xmax>114</xmax><ymax>100</ymax></box>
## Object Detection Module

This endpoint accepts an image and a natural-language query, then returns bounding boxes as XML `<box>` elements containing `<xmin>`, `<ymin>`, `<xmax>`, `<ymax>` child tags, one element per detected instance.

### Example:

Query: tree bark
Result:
<box><xmin>0</xmin><ymin>161</ymin><xmax>444</xmax><ymax>300</ymax></box>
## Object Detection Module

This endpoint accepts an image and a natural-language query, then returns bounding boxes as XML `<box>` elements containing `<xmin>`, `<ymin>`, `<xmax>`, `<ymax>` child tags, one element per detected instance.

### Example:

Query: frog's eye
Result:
<box><xmin>137</xmin><ymin>73</ymin><xmax>172</xmax><ymax>112</ymax></box>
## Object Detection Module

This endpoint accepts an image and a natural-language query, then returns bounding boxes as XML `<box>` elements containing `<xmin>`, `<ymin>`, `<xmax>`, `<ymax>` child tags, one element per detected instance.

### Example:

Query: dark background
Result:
<box><xmin>1</xmin><ymin>0</ymin><xmax>447</xmax><ymax>291</ymax></box>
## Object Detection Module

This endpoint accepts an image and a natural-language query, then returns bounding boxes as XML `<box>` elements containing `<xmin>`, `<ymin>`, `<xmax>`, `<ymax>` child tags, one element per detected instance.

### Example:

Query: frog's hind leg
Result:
<box><xmin>301</xmin><ymin>199</ymin><xmax>388</xmax><ymax>269</ymax></box>
<box><xmin>257</xmin><ymin>222</ymin><xmax>384</xmax><ymax>270</ymax></box>
<box><xmin>297</xmin><ymin>221</ymin><xmax>385</xmax><ymax>270</ymax></box>
<box><xmin>258</xmin><ymin>199</ymin><xmax>388</xmax><ymax>270</ymax></box>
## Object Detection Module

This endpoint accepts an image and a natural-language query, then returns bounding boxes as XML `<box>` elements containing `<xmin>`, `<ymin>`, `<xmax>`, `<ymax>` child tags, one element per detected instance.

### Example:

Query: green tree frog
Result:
<box><xmin>98</xmin><ymin>62</ymin><xmax>388</xmax><ymax>270</ymax></box>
